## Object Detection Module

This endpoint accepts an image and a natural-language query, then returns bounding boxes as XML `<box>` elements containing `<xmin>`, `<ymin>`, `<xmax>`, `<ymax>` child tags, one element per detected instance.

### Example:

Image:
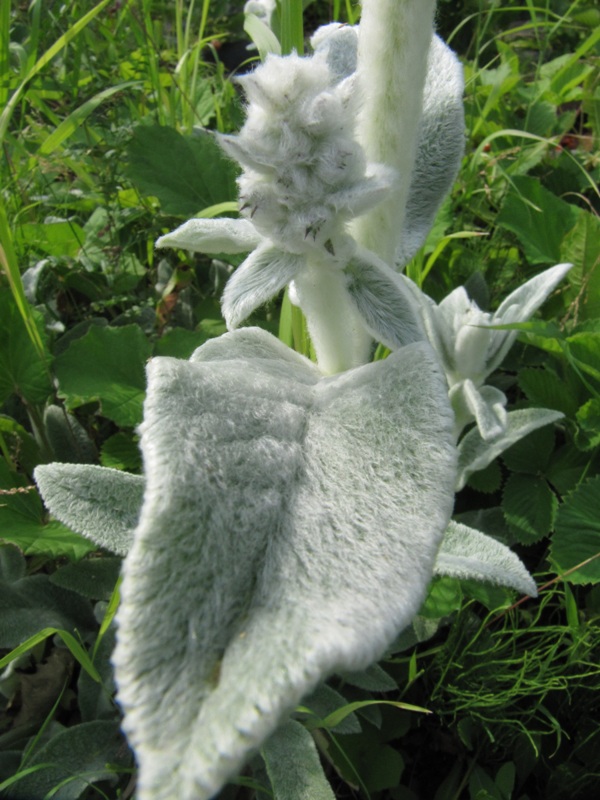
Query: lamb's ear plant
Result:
<box><xmin>34</xmin><ymin>1</ymin><xmax>573</xmax><ymax>798</ymax></box>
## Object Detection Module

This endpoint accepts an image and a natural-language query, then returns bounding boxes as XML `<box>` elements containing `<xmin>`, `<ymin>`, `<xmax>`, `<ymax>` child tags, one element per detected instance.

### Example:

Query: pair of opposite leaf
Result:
<box><xmin>35</xmin><ymin>16</ymin><xmax>568</xmax><ymax>800</ymax></box>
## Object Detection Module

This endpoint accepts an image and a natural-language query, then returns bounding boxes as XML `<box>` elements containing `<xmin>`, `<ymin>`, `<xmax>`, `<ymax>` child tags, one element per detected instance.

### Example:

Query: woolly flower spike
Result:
<box><xmin>401</xmin><ymin>263</ymin><xmax>573</xmax><ymax>440</ymax></box>
<box><xmin>157</xmin><ymin>40</ymin><xmax>423</xmax><ymax>374</ymax></box>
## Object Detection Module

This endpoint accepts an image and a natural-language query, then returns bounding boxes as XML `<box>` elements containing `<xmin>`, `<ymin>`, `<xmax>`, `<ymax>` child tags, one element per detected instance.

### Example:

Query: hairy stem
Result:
<box><xmin>293</xmin><ymin>263</ymin><xmax>371</xmax><ymax>374</ymax></box>
<box><xmin>352</xmin><ymin>0</ymin><xmax>436</xmax><ymax>266</ymax></box>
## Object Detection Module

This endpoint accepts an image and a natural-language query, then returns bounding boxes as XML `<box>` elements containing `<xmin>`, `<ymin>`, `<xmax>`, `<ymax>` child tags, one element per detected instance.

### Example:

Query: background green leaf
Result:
<box><xmin>54</xmin><ymin>325</ymin><xmax>151</xmax><ymax>427</ymax></box>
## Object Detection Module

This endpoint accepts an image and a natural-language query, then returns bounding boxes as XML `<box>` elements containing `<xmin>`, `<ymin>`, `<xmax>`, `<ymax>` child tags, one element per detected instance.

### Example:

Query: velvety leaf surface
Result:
<box><xmin>456</xmin><ymin>408</ymin><xmax>564</xmax><ymax>490</ymax></box>
<box><xmin>261</xmin><ymin>719</ymin><xmax>335</xmax><ymax>800</ymax></box>
<box><xmin>6</xmin><ymin>721</ymin><xmax>128</xmax><ymax>800</ymax></box>
<box><xmin>434</xmin><ymin>521</ymin><xmax>537</xmax><ymax>596</ymax></box>
<box><xmin>113</xmin><ymin>327</ymin><xmax>456</xmax><ymax>800</ymax></box>
<box><xmin>35</xmin><ymin>464</ymin><xmax>143</xmax><ymax>556</ymax></box>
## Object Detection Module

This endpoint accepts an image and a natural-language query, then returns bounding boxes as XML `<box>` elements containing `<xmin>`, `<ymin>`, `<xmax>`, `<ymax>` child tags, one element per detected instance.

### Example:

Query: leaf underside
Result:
<box><xmin>113</xmin><ymin>327</ymin><xmax>456</xmax><ymax>800</ymax></box>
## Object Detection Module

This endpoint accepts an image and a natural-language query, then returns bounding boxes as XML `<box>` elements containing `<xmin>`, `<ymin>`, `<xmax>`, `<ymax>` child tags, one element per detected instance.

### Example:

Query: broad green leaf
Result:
<box><xmin>0</xmin><ymin>460</ymin><xmax>94</xmax><ymax>560</ymax></box>
<box><xmin>113</xmin><ymin>328</ymin><xmax>456</xmax><ymax>800</ymax></box>
<box><xmin>420</xmin><ymin>575</ymin><xmax>462</xmax><ymax>618</ymax></box>
<box><xmin>0</xmin><ymin>544</ymin><xmax>26</xmax><ymax>583</ymax></box>
<box><xmin>501</xmin><ymin>426</ymin><xmax>555</xmax><ymax>474</ymax></box>
<box><xmin>561</xmin><ymin>211</ymin><xmax>600</xmax><ymax>321</ymax></box>
<box><xmin>100</xmin><ymin>432</ymin><xmax>142</xmax><ymax>472</ymax></box>
<box><xmin>44</xmin><ymin>405</ymin><xmax>97</xmax><ymax>464</ymax></box>
<box><xmin>0</xmin><ymin>290</ymin><xmax>52</xmax><ymax>406</ymax></box>
<box><xmin>15</xmin><ymin>220</ymin><xmax>85</xmax><ymax>258</ymax></box>
<box><xmin>575</xmin><ymin>399</ymin><xmax>600</xmax><ymax>451</ymax></box>
<box><xmin>456</xmin><ymin>408</ymin><xmax>564</xmax><ymax>490</ymax></box>
<box><xmin>0</xmin><ymin>572</ymin><xmax>96</xmax><ymax>650</ymax></box>
<box><xmin>550</xmin><ymin>475</ymin><xmax>600</xmax><ymax>584</ymax></box>
<box><xmin>50</xmin><ymin>557</ymin><xmax>122</xmax><ymax>601</ymax></box>
<box><xmin>154</xmin><ymin>329</ymin><xmax>210</xmax><ymax>360</ymax></box>
<box><xmin>35</xmin><ymin>464</ymin><xmax>143</xmax><ymax>556</ymax></box>
<box><xmin>496</xmin><ymin>176</ymin><xmax>580</xmax><ymax>264</ymax></box>
<box><xmin>54</xmin><ymin>325</ymin><xmax>152</xmax><ymax>427</ymax></box>
<box><xmin>126</xmin><ymin>125</ymin><xmax>239</xmax><ymax>217</ymax></box>
<box><xmin>261</xmin><ymin>720</ymin><xmax>334</xmax><ymax>800</ymax></box>
<box><xmin>503</xmin><ymin>473</ymin><xmax>557</xmax><ymax>544</ymax></box>
<box><xmin>0</xmin><ymin>415</ymin><xmax>41</xmax><ymax>474</ymax></box>
<box><xmin>3</xmin><ymin>721</ymin><xmax>129</xmax><ymax>800</ymax></box>
<box><xmin>518</xmin><ymin>366</ymin><xmax>581</xmax><ymax>418</ymax></box>
<box><xmin>434</xmin><ymin>521</ymin><xmax>537</xmax><ymax>596</ymax></box>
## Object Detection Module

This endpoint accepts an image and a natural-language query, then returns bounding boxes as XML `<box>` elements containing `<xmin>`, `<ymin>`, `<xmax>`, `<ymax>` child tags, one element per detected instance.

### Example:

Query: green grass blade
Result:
<box><xmin>0</xmin><ymin>0</ymin><xmax>9</xmax><ymax>108</ymax></box>
<box><xmin>280</xmin><ymin>0</ymin><xmax>304</xmax><ymax>55</ymax></box>
<box><xmin>0</xmin><ymin>0</ymin><xmax>113</xmax><ymax>146</ymax></box>
<box><xmin>0</xmin><ymin>627</ymin><xmax>101</xmax><ymax>683</ymax></box>
<box><xmin>38</xmin><ymin>81</ymin><xmax>140</xmax><ymax>156</ymax></box>
<box><xmin>0</xmin><ymin>199</ymin><xmax>47</xmax><ymax>362</ymax></box>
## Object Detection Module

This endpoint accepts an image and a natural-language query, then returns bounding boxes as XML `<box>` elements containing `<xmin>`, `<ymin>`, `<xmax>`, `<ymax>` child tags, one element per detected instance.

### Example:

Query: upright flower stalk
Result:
<box><xmin>352</xmin><ymin>0</ymin><xmax>437</xmax><ymax>264</ymax></box>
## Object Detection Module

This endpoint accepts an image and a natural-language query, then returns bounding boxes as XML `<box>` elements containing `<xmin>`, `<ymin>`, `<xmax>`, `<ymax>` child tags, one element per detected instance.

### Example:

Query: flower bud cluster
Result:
<box><xmin>218</xmin><ymin>47</ymin><xmax>394</xmax><ymax>262</ymax></box>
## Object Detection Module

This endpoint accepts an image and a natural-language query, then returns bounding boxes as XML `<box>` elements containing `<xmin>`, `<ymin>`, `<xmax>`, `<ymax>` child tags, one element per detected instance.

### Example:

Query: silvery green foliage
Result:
<box><xmin>456</xmin><ymin>407</ymin><xmax>565</xmax><ymax>491</ymax></box>
<box><xmin>434</xmin><ymin>521</ymin><xmax>538</xmax><ymax>597</ymax></box>
<box><xmin>34</xmin><ymin>458</ymin><xmax>538</xmax><ymax>600</ymax></box>
<box><xmin>111</xmin><ymin>328</ymin><xmax>456</xmax><ymax>800</ymax></box>
<box><xmin>394</xmin><ymin>34</ymin><xmax>466</xmax><ymax>267</ymax></box>
<box><xmin>34</xmin><ymin>463</ymin><xmax>143</xmax><ymax>556</ymax></box>
<box><xmin>157</xmin><ymin>21</ymin><xmax>466</xmax><ymax>373</ymax></box>
<box><xmin>401</xmin><ymin>263</ymin><xmax>572</xmax><ymax>441</ymax></box>
<box><xmin>243</xmin><ymin>0</ymin><xmax>276</xmax><ymax>27</ymax></box>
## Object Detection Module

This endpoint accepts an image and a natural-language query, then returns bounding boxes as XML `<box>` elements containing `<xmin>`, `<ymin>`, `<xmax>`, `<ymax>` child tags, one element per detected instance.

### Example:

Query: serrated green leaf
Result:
<box><xmin>467</xmin><ymin>459</ymin><xmax>502</xmax><ymax>494</ymax></box>
<box><xmin>0</xmin><ymin>290</ymin><xmax>52</xmax><ymax>406</ymax></box>
<box><xmin>501</xmin><ymin>426</ymin><xmax>555</xmax><ymax>474</ymax></box>
<box><xmin>496</xmin><ymin>176</ymin><xmax>580</xmax><ymax>264</ymax></box>
<box><xmin>44</xmin><ymin>405</ymin><xmax>97</xmax><ymax>464</ymax></box>
<box><xmin>575</xmin><ymin>399</ymin><xmax>600</xmax><ymax>451</ymax></box>
<box><xmin>546</xmin><ymin>444</ymin><xmax>597</xmax><ymax>495</ymax></box>
<box><xmin>261</xmin><ymin>719</ymin><xmax>334</xmax><ymax>800</ymax></box>
<box><xmin>126</xmin><ymin>125</ymin><xmax>238</xmax><ymax>216</ymax></box>
<box><xmin>503</xmin><ymin>473</ymin><xmax>557</xmax><ymax>544</ymax></box>
<box><xmin>551</xmin><ymin>475</ymin><xmax>600</xmax><ymax>583</ymax></box>
<box><xmin>113</xmin><ymin>328</ymin><xmax>456</xmax><ymax>800</ymax></box>
<box><xmin>54</xmin><ymin>325</ymin><xmax>152</xmax><ymax>427</ymax></box>
<box><xmin>561</xmin><ymin>209</ymin><xmax>600</xmax><ymax>321</ymax></box>
<box><xmin>35</xmin><ymin>464</ymin><xmax>143</xmax><ymax>556</ymax></box>
<box><xmin>518</xmin><ymin>366</ymin><xmax>580</xmax><ymax>417</ymax></box>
